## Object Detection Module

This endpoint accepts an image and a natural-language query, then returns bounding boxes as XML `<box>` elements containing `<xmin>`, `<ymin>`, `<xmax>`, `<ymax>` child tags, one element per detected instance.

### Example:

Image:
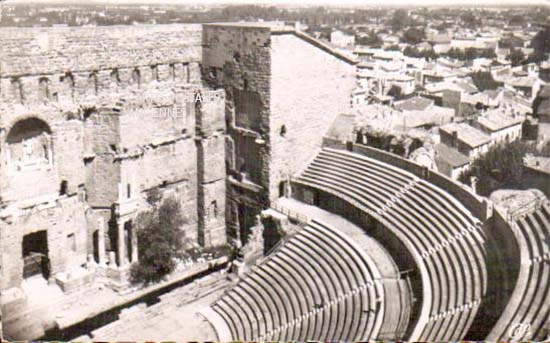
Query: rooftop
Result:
<box><xmin>476</xmin><ymin>110</ymin><xmax>524</xmax><ymax>132</ymax></box>
<box><xmin>435</xmin><ymin>143</ymin><xmax>470</xmax><ymax>167</ymax></box>
<box><xmin>524</xmin><ymin>155</ymin><xmax>550</xmax><ymax>174</ymax></box>
<box><xmin>394</xmin><ymin>96</ymin><xmax>434</xmax><ymax>112</ymax></box>
<box><xmin>440</xmin><ymin>122</ymin><xmax>492</xmax><ymax>148</ymax></box>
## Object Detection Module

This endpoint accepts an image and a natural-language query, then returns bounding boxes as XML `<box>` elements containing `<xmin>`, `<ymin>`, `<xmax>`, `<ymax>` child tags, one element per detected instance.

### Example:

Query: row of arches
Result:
<box><xmin>8</xmin><ymin>62</ymin><xmax>193</xmax><ymax>105</ymax></box>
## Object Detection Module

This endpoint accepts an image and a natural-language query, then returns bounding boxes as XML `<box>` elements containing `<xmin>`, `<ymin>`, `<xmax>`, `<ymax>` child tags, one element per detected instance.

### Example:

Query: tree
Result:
<box><xmin>531</xmin><ymin>28</ymin><xmax>550</xmax><ymax>61</ymax></box>
<box><xmin>447</xmin><ymin>47</ymin><xmax>465</xmax><ymax>60</ymax></box>
<box><xmin>459</xmin><ymin>141</ymin><xmax>526</xmax><ymax>195</ymax></box>
<box><xmin>460</xmin><ymin>12</ymin><xmax>480</xmax><ymax>28</ymax></box>
<box><xmin>130</xmin><ymin>197</ymin><xmax>188</xmax><ymax>285</ymax></box>
<box><xmin>402</xmin><ymin>27</ymin><xmax>425</xmax><ymax>45</ymax></box>
<box><xmin>507</xmin><ymin>48</ymin><xmax>526</xmax><ymax>67</ymax></box>
<box><xmin>459</xmin><ymin>140</ymin><xmax>550</xmax><ymax>196</ymax></box>
<box><xmin>509</xmin><ymin>14</ymin><xmax>525</xmax><ymax>26</ymax></box>
<box><xmin>470</xmin><ymin>71</ymin><xmax>501</xmax><ymax>91</ymax></box>
<box><xmin>356</xmin><ymin>30</ymin><xmax>382</xmax><ymax>47</ymax></box>
<box><xmin>464</xmin><ymin>47</ymin><xmax>477</xmax><ymax>61</ymax></box>
<box><xmin>403</xmin><ymin>45</ymin><xmax>439</xmax><ymax>60</ymax></box>
<box><xmin>387</xmin><ymin>44</ymin><xmax>400</xmax><ymax>51</ymax></box>
<box><xmin>390</xmin><ymin>9</ymin><xmax>408</xmax><ymax>32</ymax></box>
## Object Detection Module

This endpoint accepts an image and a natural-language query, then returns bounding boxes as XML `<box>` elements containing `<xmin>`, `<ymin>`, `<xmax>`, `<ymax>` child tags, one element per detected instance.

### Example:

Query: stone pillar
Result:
<box><xmin>108</xmin><ymin>251</ymin><xmax>117</xmax><ymax>267</ymax></box>
<box><xmin>117</xmin><ymin>219</ymin><xmax>126</xmax><ymax>267</ymax></box>
<box><xmin>97</xmin><ymin>217</ymin><xmax>106</xmax><ymax>266</ymax></box>
<box><xmin>131</xmin><ymin>223</ymin><xmax>138</xmax><ymax>263</ymax></box>
<box><xmin>470</xmin><ymin>176</ymin><xmax>478</xmax><ymax>195</ymax></box>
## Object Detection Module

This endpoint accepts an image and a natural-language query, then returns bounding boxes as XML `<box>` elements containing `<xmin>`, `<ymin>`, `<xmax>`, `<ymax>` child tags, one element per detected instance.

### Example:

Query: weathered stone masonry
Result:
<box><xmin>202</xmin><ymin>23</ymin><xmax>357</xmax><ymax>244</ymax></box>
<box><xmin>0</xmin><ymin>24</ymin><xmax>227</xmax><ymax>338</ymax></box>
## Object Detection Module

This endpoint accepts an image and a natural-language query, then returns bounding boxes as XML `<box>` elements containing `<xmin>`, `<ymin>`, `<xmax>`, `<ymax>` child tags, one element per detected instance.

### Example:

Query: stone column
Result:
<box><xmin>97</xmin><ymin>217</ymin><xmax>106</xmax><ymax>266</ymax></box>
<box><xmin>131</xmin><ymin>222</ymin><xmax>138</xmax><ymax>263</ymax></box>
<box><xmin>117</xmin><ymin>219</ymin><xmax>126</xmax><ymax>267</ymax></box>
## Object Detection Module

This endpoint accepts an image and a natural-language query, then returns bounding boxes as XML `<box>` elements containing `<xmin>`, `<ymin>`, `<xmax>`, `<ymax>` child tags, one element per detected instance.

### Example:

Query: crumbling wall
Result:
<box><xmin>202</xmin><ymin>24</ymin><xmax>272</xmax><ymax>195</ymax></box>
<box><xmin>0</xmin><ymin>25</ymin><xmax>202</xmax><ymax>106</ymax></box>
<box><xmin>202</xmin><ymin>25</ymin><xmax>272</xmax><ymax>245</ymax></box>
<box><xmin>0</xmin><ymin>24</ymin><xmax>228</xmax><ymax>295</ymax></box>
<box><xmin>196</xmin><ymin>90</ymin><xmax>227</xmax><ymax>247</ymax></box>
<box><xmin>0</xmin><ymin>195</ymin><xmax>87</xmax><ymax>290</ymax></box>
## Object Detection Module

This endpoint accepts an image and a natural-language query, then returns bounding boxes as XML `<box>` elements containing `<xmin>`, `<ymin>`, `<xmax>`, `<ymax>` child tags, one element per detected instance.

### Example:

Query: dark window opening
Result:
<box><xmin>233</xmin><ymin>52</ymin><xmax>241</xmax><ymax>63</ymax></box>
<box><xmin>210</xmin><ymin>200</ymin><xmax>218</xmax><ymax>217</ymax></box>
<box><xmin>279</xmin><ymin>181</ymin><xmax>286</xmax><ymax>198</ymax></box>
<box><xmin>93</xmin><ymin>230</ymin><xmax>99</xmax><ymax>263</ymax></box>
<box><xmin>280</xmin><ymin>125</ymin><xmax>287</xmax><ymax>137</ymax></box>
<box><xmin>60</xmin><ymin>180</ymin><xmax>68</xmax><ymax>196</ymax></box>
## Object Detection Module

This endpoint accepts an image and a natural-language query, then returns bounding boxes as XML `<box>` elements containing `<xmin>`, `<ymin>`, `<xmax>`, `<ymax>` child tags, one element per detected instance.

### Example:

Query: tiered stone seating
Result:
<box><xmin>210</xmin><ymin>219</ymin><xmax>386</xmax><ymax>341</ymax></box>
<box><xmin>293</xmin><ymin>148</ymin><xmax>487</xmax><ymax>341</ymax></box>
<box><xmin>486</xmin><ymin>202</ymin><xmax>550</xmax><ymax>341</ymax></box>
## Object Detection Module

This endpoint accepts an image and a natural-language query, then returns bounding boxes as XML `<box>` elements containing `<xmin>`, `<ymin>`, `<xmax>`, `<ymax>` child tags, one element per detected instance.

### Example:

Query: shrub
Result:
<box><xmin>130</xmin><ymin>197</ymin><xmax>187</xmax><ymax>285</ymax></box>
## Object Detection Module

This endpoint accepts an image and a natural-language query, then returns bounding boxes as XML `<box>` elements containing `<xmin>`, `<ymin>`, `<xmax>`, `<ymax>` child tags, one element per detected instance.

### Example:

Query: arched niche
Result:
<box><xmin>6</xmin><ymin>117</ymin><xmax>53</xmax><ymax>171</ymax></box>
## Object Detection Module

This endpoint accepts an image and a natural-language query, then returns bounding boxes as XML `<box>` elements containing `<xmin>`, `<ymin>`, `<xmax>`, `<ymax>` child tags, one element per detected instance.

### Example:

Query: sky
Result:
<box><xmin>3</xmin><ymin>0</ymin><xmax>550</xmax><ymax>6</ymax></box>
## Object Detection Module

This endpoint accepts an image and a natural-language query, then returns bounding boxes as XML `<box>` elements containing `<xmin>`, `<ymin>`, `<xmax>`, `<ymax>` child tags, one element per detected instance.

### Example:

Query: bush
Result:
<box><xmin>459</xmin><ymin>140</ymin><xmax>550</xmax><ymax>196</ymax></box>
<box><xmin>130</xmin><ymin>197</ymin><xmax>187</xmax><ymax>285</ymax></box>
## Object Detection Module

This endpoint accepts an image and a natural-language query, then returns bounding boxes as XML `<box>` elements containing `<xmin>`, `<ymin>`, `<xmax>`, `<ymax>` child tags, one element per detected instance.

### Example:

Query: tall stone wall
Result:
<box><xmin>202</xmin><ymin>24</ymin><xmax>272</xmax><ymax>194</ymax></box>
<box><xmin>202</xmin><ymin>24</ymin><xmax>273</xmax><ymax>244</ymax></box>
<box><xmin>0</xmin><ymin>24</ymin><xmax>228</xmax><ymax>297</ymax></box>
<box><xmin>269</xmin><ymin>33</ymin><xmax>356</xmax><ymax>200</ymax></box>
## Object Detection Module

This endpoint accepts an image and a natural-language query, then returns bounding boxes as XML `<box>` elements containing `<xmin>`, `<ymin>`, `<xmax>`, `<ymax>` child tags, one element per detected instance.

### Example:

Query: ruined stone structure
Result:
<box><xmin>4</xmin><ymin>20</ymin><xmax>549</xmax><ymax>343</ymax></box>
<box><xmin>201</xmin><ymin>22</ymin><xmax>357</xmax><ymax>245</ymax></box>
<box><xmin>0</xmin><ymin>24</ymin><xmax>226</xmax><ymax>337</ymax></box>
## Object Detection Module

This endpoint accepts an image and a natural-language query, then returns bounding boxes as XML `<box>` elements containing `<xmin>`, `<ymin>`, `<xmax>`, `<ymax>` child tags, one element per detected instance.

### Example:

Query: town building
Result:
<box><xmin>474</xmin><ymin>109</ymin><xmax>524</xmax><ymax>144</ymax></box>
<box><xmin>439</xmin><ymin>122</ymin><xmax>492</xmax><ymax>159</ymax></box>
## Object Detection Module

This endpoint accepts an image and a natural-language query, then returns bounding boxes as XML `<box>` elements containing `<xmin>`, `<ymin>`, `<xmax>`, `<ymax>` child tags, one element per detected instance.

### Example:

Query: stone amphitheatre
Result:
<box><xmin>0</xmin><ymin>21</ymin><xmax>549</xmax><ymax>341</ymax></box>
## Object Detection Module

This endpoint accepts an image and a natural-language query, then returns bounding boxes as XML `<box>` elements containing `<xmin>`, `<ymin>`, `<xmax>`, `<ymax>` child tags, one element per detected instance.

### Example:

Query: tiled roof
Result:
<box><xmin>394</xmin><ymin>96</ymin><xmax>434</xmax><ymax>111</ymax></box>
<box><xmin>440</xmin><ymin>122</ymin><xmax>492</xmax><ymax>148</ymax></box>
<box><xmin>507</xmin><ymin>76</ymin><xmax>540</xmax><ymax>88</ymax></box>
<box><xmin>435</xmin><ymin>143</ymin><xmax>470</xmax><ymax>167</ymax></box>
<box><xmin>476</xmin><ymin>110</ymin><xmax>524</xmax><ymax>132</ymax></box>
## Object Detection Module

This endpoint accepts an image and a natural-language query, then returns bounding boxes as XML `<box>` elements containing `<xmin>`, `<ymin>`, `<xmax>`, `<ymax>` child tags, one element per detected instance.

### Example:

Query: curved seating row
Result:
<box><xmin>293</xmin><ymin>148</ymin><xmax>487</xmax><ymax>341</ymax></box>
<box><xmin>210</xmin><ymin>219</ymin><xmax>387</xmax><ymax>341</ymax></box>
<box><xmin>486</xmin><ymin>202</ymin><xmax>550</xmax><ymax>341</ymax></box>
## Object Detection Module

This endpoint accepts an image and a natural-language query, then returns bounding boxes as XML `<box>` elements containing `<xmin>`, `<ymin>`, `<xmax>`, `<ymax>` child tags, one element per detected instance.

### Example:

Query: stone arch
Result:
<box><xmin>11</xmin><ymin>77</ymin><xmax>25</xmax><ymax>104</ymax></box>
<box><xmin>61</xmin><ymin>72</ymin><xmax>75</xmax><ymax>99</ymax></box>
<box><xmin>132</xmin><ymin>68</ymin><xmax>141</xmax><ymax>88</ymax></box>
<box><xmin>89</xmin><ymin>72</ymin><xmax>99</xmax><ymax>96</ymax></box>
<box><xmin>38</xmin><ymin>77</ymin><xmax>51</xmax><ymax>102</ymax></box>
<box><xmin>6</xmin><ymin>117</ymin><xmax>53</xmax><ymax>171</ymax></box>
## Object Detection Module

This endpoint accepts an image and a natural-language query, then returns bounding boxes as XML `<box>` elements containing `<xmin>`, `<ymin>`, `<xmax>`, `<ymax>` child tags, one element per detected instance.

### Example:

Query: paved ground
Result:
<box><xmin>4</xmin><ymin>256</ymin><xmax>228</xmax><ymax>340</ymax></box>
<box><xmin>81</xmin><ymin>272</ymin><xmax>229</xmax><ymax>341</ymax></box>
